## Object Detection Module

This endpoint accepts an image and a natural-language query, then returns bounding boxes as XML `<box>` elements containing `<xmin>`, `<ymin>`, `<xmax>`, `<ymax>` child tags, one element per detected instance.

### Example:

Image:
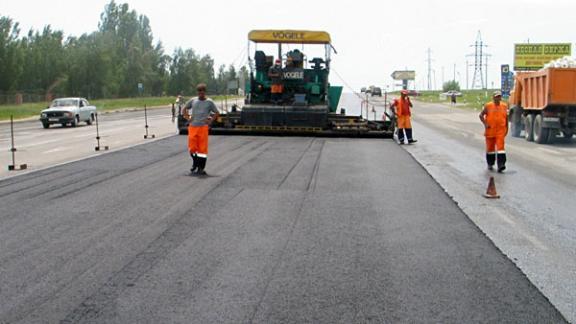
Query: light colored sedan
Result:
<box><xmin>40</xmin><ymin>98</ymin><xmax>97</xmax><ymax>128</ymax></box>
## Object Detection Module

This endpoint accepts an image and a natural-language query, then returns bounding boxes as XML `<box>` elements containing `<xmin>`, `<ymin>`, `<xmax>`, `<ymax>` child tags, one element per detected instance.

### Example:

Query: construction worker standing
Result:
<box><xmin>479</xmin><ymin>90</ymin><xmax>508</xmax><ymax>172</ymax></box>
<box><xmin>391</xmin><ymin>89</ymin><xmax>417</xmax><ymax>144</ymax></box>
<box><xmin>183</xmin><ymin>83</ymin><xmax>220</xmax><ymax>176</ymax></box>
<box><xmin>268</xmin><ymin>59</ymin><xmax>283</xmax><ymax>104</ymax></box>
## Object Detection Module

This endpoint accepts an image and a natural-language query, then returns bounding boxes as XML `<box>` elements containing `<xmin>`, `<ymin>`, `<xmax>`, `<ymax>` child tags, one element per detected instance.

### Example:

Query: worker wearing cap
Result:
<box><xmin>479</xmin><ymin>90</ymin><xmax>508</xmax><ymax>172</ymax></box>
<box><xmin>268</xmin><ymin>59</ymin><xmax>283</xmax><ymax>104</ymax></box>
<box><xmin>391</xmin><ymin>89</ymin><xmax>417</xmax><ymax>144</ymax></box>
<box><xmin>183</xmin><ymin>83</ymin><xmax>219</xmax><ymax>176</ymax></box>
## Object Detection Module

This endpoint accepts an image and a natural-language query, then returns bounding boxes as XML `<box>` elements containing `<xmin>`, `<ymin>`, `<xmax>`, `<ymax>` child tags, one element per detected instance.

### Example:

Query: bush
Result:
<box><xmin>442</xmin><ymin>80</ymin><xmax>461</xmax><ymax>92</ymax></box>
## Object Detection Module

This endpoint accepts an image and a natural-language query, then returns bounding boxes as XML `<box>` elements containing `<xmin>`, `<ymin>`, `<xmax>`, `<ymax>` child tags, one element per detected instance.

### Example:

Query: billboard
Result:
<box><xmin>391</xmin><ymin>70</ymin><xmax>416</xmax><ymax>80</ymax></box>
<box><xmin>514</xmin><ymin>43</ymin><xmax>571</xmax><ymax>71</ymax></box>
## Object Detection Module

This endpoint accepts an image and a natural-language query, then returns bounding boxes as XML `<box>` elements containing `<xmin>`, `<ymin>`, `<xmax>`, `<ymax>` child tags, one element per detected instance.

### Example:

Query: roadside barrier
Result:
<box><xmin>7</xmin><ymin>115</ymin><xmax>28</xmax><ymax>171</ymax></box>
<box><xmin>94</xmin><ymin>112</ymin><xmax>109</xmax><ymax>151</ymax></box>
<box><xmin>143</xmin><ymin>104</ymin><xmax>156</xmax><ymax>139</ymax></box>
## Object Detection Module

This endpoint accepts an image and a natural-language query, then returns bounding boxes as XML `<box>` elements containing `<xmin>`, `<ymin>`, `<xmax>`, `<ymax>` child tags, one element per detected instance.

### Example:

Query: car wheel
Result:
<box><xmin>86</xmin><ymin>114</ymin><xmax>94</xmax><ymax>125</ymax></box>
<box><xmin>71</xmin><ymin>115</ymin><xmax>79</xmax><ymax>127</ymax></box>
<box><xmin>563</xmin><ymin>130</ymin><xmax>573</xmax><ymax>139</ymax></box>
<box><xmin>42</xmin><ymin>121</ymin><xmax>50</xmax><ymax>129</ymax></box>
<box><xmin>533</xmin><ymin>114</ymin><xmax>549</xmax><ymax>144</ymax></box>
<box><xmin>524</xmin><ymin>114</ymin><xmax>534</xmax><ymax>142</ymax></box>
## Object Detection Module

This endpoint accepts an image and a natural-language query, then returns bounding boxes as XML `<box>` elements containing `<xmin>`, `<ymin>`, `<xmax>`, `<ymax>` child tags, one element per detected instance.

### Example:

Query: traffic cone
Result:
<box><xmin>483</xmin><ymin>176</ymin><xmax>500</xmax><ymax>199</ymax></box>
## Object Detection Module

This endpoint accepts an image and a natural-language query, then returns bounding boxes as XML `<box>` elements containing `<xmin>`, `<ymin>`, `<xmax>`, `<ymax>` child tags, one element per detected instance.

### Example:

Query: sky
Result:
<box><xmin>2</xmin><ymin>0</ymin><xmax>575</xmax><ymax>92</ymax></box>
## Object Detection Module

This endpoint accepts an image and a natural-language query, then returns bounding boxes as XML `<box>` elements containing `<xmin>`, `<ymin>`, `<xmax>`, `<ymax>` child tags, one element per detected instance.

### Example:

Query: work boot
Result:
<box><xmin>486</xmin><ymin>153</ymin><xmax>496</xmax><ymax>170</ymax></box>
<box><xmin>190</xmin><ymin>153</ymin><xmax>198</xmax><ymax>173</ymax></box>
<box><xmin>195</xmin><ymin>157</ymin><xmax>208</xmax><ymax>176</ymax></box>
<box><xmin>497</xmin><ymin>153</ymin><xmax>507</xmax><ymax>173</ymax></box>
<box><xmin>406</xmin><ymin>129</ymin><xmax>417</xmax><ymax>144</ymax></box>
<box><xmin>397</xmin><ymin>129</ymin><xmax>405</xmax><ymax>144</ymax></box>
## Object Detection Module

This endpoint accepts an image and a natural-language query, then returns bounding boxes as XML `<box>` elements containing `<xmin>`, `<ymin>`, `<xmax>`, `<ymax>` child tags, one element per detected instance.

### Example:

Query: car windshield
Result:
<box><xmin>51</xmin><ymin>99</ymin><xmax>78</xmax><ymax>107</ymax></box>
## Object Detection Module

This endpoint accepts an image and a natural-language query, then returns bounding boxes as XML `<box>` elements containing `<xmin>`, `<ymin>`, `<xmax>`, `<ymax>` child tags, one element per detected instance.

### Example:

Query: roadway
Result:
<box><xmin>371</xmin><ymin>95</ymin><xmax>576</xmax><ymax>322</ymax></box>
<box><xmin>0</xmin><ymin>98</ymin><xmax>242</xmax><ymax>180</ymax></box>
<box><xmin>0</xmin><ymin>95</ymin><xmax>571</xmax><ymax>323</ymax></box>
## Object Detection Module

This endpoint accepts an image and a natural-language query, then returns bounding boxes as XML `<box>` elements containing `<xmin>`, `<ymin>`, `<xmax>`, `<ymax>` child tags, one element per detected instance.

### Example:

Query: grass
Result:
<box><xmin>0</xmin><ymin>95</ymin><xmax>234</xmax><ymax>121</ymax></box>
<box><xmin>415</xmin><ymin>89</ymin><xmax>500</xmax><ymax>110</ymax></box>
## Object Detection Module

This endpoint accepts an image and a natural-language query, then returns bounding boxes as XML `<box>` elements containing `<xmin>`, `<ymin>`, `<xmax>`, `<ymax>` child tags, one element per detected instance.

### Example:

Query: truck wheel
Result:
<box><xmin>509</xmin><ymin>107</ymin><xmax>522</xmax><ymax>137</ymax></box>
<box><xmin>509</xmin><ymin>119</ymin><xmax>522</xmax><ymax>137</ymax></box>
<box><xmin>42</xmin><ymin>121</ymin><xmax>50</xmax><ymax>129</ymax></box>
<box><xmin>86</xmin><ymin>114</ymin><xmax>94</xmax><ymax>125</ymax></box>
<box><xmin>524</xmin><ymin>114</ymin><xmax>534</xmax><ymax>142</ymax></box>
<box><xmin>533</xmin><ymin>114</ymin><xmax>549</xmax><ymax>144</ymax></box>
<box><xmin>71</xmin><ymin>115</ymin><xmax>79</xmax><ymax>127</ymax></box>
<box><xmin>563</xmin><ymin>130</ymin><xmax>574</xmax><ymax>139</ymax></box>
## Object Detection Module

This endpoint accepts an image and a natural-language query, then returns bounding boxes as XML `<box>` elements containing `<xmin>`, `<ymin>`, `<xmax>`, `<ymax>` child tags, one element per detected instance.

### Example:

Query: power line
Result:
<box><xmin>426</xmin><ymin>48</ymin><xmax>433</xmax><ymax>90</ymax></box>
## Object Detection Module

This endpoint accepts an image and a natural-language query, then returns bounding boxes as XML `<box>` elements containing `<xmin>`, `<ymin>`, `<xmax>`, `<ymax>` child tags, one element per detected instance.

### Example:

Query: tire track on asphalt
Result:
<box><xmin>276</xmin><ymin>138</ymin><xmax>315</xmax><ymax>190</ymax></box>
<box><xmin>59</xmin><ymin>142</ymin><xmax>272</xmax><ymax>323</ymax></box>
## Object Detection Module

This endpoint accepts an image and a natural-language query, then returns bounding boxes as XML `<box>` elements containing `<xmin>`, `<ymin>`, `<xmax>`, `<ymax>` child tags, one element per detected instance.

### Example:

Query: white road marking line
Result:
<box><xmin>44</xmin><ymin>147</ymin><xmax>68</xmax><ymax>154</ymax></box>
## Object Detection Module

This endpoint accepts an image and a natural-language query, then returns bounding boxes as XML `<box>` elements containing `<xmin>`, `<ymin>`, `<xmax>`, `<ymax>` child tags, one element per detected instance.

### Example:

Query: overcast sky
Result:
<box><xmin>2</xmin><ymin>0</ymin><xmax>575</xmax><ymax>92</ymax></box>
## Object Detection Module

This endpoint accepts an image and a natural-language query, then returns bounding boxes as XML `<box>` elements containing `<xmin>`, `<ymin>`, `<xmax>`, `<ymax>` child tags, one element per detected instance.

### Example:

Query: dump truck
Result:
<box><xmin>509</xmin><ymin>67</ymin><xmax>576</xmax><ymax>144</ymax></box>
<box><xmin>179</xmin><ymin>30</ymin><xmax>393</xmax><ymax>138</ymax></box>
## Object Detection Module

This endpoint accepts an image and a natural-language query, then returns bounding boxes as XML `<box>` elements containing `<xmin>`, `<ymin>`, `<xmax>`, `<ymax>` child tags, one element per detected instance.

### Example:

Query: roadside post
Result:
<box><xmin>143</xmin><ymin>104</ymin><xmax>156</xmax><ymax>139</ymax></box>
<box><xmin>7</xmin><ymin>115</ymin><xmax>28</xmax><ymax>171</ymax></box>
<box><xmin>94</xmin><ymin>112</ymin><xmax>109</xmax><ymax>151</ymax></box>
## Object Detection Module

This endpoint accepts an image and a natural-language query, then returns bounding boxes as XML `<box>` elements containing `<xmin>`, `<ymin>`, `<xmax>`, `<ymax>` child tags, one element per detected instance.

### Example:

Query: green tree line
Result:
<box><xmin>0</xmin><ymin>1</ymin><xmax>246</xmax><ymax>100</ymax></box>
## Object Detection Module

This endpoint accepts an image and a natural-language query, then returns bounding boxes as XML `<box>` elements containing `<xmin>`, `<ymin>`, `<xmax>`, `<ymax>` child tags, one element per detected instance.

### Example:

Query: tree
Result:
<box><xmin>0</xmin><ymin>17</ymin><xmax>23</xmax><ymax>91</ymax></box>
<box><xmin>443</xmin><ymin>80</ymin><xmax>461</xmax><ymax>92</ymax></box>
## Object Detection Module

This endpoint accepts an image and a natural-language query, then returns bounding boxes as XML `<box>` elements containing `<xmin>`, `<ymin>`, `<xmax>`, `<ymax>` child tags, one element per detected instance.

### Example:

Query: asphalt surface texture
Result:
<box><xmin>0</xmin><ymin>134</ymin><xmax>567</xmax><ymax>323</ymax></box>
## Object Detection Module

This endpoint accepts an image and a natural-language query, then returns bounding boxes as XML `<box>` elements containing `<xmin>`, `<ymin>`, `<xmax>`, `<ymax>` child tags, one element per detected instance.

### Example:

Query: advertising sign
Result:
<box><xmin>514</xmin><ymin>43</ymin><xmax>571</xmax><ymax>71</ymax></box>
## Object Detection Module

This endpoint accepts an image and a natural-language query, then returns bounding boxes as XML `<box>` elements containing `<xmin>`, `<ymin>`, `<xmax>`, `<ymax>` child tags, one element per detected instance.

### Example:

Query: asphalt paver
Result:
<box><xmin>0</xmin><ymin>135</ymin><xmax>566</xmax><ymax>323</ymax></box>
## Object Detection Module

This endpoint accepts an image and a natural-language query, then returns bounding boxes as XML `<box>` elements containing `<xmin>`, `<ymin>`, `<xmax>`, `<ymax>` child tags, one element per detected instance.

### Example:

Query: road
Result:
<box><xmin>402</xmin><ymin>99</ymin><xmax>576</xmax><ymax>322</ymax></box>
<box><xmin>0</xmin><ymin>99</ymin><xmax>242</xmax><ymax>180</ymax></box>
<box><xmin>0</xmin><ymin>94</ymin><xmax>572</xmax><ymax>323</ymax></box>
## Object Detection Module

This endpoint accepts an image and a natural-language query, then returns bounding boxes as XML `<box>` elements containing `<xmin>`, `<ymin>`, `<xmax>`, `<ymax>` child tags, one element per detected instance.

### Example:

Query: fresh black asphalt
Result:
<box><xmin>0</xmin><ymin>135</ymin><xmax>566</xmax><ymax>323</ymax></box>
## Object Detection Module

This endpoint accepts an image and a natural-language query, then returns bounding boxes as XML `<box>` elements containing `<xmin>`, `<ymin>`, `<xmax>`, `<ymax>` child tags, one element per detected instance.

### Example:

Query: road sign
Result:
<box><xmin>514</xmin><ymin>43</ymin><xmax>571</xmax><ymax>71</ymax></box>
<box><xmin>391</xmin><ymin>70</ymin><xmax>416</xmax><ymax>80</ymax></box>
<box><xmin>500</xmin><ymin>64</ymin><xmax>513</xmax><ymax>98</ymax></box>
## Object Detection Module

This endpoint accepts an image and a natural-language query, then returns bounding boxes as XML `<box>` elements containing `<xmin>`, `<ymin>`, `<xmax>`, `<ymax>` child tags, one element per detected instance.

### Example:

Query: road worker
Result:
<box><xmin>183</xmin><ymin>83</ymin><xmax>220</xmax><ymax>176</ymax></box>
<box><xmin>391</xmin><ymin>89</ymin><xmax>417</xmax><ymax>144</ymax></box>
<box><xmin>268</xmin><ymin>59</ymin><xmax>283</xmax><ymax>104</ymax></box>
<box><xmin>479</xmin><ymin>90</ymin><xmax>508</xmax><ymax>172</ymax></box>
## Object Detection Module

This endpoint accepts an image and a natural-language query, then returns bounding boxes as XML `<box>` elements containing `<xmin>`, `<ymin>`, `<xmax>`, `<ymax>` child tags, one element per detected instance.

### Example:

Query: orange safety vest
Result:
<box><xmin>394</xmin><ymin>98</ymin><xmax>411</xmax><ymax>116</ymax></box>
<box><xmin>484</xmin><ymin>101</ymin><xmax>508</xmax><ymax>137</ymax></box>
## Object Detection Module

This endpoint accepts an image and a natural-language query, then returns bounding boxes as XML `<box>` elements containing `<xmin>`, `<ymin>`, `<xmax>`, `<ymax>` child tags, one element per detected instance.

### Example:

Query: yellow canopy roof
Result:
<box><xmin>248</xmin><ymin>30</ymin><xmax>331</xmax><ymax>44</ymax></box>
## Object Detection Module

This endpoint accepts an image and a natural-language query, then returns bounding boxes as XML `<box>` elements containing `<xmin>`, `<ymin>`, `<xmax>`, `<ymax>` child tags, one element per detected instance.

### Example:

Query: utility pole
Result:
<box><xmin>441</xmin><ymin>66</ymin><xmax>445</xmax><ymax>88</ymax></box>
<box><xmin>467</xmin><ymin>31</ymin><xmax>491</xmax><ymax>89</ymax></box>
<box><xmin>426</xmin><ymin>48</ymin><xmax>433</xmax><ymax>91</ymax></box>
<box><xmin>466</xmin><ymin>59</ymin><xmax>469</xmax><ymax>90</ymax></box>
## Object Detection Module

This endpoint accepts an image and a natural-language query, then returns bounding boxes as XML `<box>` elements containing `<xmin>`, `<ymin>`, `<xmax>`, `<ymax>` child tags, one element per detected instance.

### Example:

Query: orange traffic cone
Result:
<box><xmin>483</xmin><ymin>176</ymin><xmax>500</xmax><ymax>199</ymax></box>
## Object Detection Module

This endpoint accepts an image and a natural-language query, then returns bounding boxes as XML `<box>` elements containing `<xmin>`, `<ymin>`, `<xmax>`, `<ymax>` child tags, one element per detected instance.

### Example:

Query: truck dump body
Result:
<box><xmin>509</xmin><ymin>67</ymin><xmax>576</xmax><ymax>143</ymax></box>
<box><xmin>511</xmin><ymin>68</ymin><xmax>576</xmax><ymax>110</ymax></box>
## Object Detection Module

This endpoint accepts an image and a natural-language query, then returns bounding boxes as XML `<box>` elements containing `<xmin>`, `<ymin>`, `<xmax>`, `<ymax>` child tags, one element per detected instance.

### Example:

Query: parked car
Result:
<box><xmin>371</xmin><ymin>87</ymin><xmax>382</xmax><ymax>96</ymax></box>
<box><xmin>40</xmin><ymin>98</ymin><xmax>97</xmax><ymax>128</ymax></box>
<box><xmin>360</xmin><ymin>87</ymin><xmax>367</xmax><ymax>93</ymax></box>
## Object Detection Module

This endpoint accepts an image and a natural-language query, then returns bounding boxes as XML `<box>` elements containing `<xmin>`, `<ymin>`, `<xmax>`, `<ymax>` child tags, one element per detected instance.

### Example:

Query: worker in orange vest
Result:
<box><xmin>479</xmin><ymin>90</ymin><xmax>508</xmax><ymax>172</ymax></box>
<box><xmin>391</xmin><ymin>89</ymin><xmax>417</xmax><ymax>144</ymax></box>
